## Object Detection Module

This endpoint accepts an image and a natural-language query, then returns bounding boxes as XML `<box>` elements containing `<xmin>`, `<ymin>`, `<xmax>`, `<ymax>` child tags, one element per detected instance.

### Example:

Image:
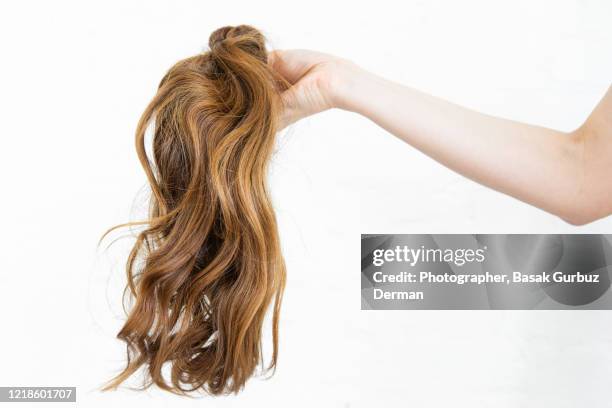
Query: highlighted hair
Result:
<box><xmin>103</xmin><ymin>25</ymin><xmax>287</xmax><ymax>395</ymax></box>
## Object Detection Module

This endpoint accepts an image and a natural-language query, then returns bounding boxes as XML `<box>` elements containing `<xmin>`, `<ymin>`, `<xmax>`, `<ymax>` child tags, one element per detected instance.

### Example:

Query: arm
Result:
<box><xmin>341</xmin><ymin>72</ymin><xmax>612</xmax><ymax>225</ymax></box>
<box><xmin>270</xmin><ymin>50</ymin><xmax>612</xmax><ymax>225</ymax></box>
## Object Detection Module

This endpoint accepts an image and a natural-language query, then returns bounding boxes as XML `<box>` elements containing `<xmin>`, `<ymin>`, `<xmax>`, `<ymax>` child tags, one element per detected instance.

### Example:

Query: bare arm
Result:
<box><xmin>270</xmin><ymin>50</ymin><xmax>612</xmax><ymax>225</ymax></box>
<box><xmin>341</xmin><ymin>71</ymin><xmax>612</xmax><ymax>225</ymax></box>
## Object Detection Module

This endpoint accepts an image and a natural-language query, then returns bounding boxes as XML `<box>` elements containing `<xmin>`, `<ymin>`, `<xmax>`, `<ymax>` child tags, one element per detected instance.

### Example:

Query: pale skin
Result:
<box><xmin>269</xmin><ymin>50</ymin><xmax>612</xmax><ymax>225</ymax></box>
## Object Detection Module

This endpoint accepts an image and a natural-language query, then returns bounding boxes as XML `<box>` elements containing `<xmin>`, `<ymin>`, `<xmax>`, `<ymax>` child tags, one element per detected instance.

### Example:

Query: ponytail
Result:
<box><xmin>103</xmin><ymin>25</ymin><xmax>288</xmax><ymax>395</ymax></box>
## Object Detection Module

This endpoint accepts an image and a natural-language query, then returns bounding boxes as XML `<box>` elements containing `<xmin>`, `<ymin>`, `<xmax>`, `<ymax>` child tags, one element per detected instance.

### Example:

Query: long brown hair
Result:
<box><xmin>103</xmin><ymin>25</ymin><xmax>288</xmax><ymax>395</ymax></box>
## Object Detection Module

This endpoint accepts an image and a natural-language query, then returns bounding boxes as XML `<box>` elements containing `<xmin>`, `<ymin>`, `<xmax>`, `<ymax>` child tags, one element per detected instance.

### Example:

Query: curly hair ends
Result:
<box><xmin>103</xmin><ymin>25</ymin><xmax>288</xmax><ymax>395</ymax></box>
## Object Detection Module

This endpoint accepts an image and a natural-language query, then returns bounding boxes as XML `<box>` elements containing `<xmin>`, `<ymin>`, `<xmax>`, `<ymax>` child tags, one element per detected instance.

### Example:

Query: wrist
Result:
<box><xmin>328</xmin><ymin>61</ymin><xmax>372</xmax><ymax>112</ymax></box>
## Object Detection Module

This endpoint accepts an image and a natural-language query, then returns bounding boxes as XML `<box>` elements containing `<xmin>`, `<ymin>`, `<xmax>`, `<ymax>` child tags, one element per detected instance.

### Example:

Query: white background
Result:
<box><xmin>1</xmin><ymin>0</ymin><xmax>611</xmax><ymax>407</ymax></box>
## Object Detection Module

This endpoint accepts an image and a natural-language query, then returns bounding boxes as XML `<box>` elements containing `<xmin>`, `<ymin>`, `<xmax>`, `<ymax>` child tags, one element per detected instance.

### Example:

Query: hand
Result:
<box><xmin>268</xmin><ymin>49</ymin><xmax>362</xmax><ymax>128</ymax></box>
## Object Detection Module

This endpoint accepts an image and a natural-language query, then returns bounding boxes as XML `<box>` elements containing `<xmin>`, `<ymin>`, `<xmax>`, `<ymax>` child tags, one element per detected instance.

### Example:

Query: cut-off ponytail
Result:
<box><xmin>103</xmin><ymin>25</ymin><xmax>288</xmax><ymax>395</ymax></box>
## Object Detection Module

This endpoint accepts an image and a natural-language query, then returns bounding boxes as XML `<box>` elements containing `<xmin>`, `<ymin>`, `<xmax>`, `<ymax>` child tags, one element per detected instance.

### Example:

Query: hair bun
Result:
<box><xmin>208</xmin><ymin>25</ymin><xmax>267</xmax><ymax>63</ymax></box>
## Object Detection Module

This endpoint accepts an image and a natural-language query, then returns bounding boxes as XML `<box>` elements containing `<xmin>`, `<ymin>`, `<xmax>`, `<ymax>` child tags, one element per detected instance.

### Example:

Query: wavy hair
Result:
<box><xmin>103</xmin><ymin>25</ymin><xmax>288</xmax><ymax>395</ymax></box>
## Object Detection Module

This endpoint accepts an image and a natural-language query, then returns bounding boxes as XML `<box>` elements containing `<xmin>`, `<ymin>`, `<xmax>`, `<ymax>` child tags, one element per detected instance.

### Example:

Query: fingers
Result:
<box><xmin>268</xmin><ymin>49</ymin><xmax>338</xmax><ymax>130</ymax></box>
<box><xmin>267</xmin><ymin>49</ymin><xmax>332</xmax><ymax>84</ymax></box>
<box><xmin>268</xmin><ymin>50</ymin><xmax>307</xmax><ymax>84</ymax></box>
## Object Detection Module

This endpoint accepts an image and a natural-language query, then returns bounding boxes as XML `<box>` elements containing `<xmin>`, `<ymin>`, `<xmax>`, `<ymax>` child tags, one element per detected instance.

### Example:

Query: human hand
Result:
<box><xmin>268</xmin><ymin>49</ymin><xmax>362</xmax><ymax>128</ymax></box>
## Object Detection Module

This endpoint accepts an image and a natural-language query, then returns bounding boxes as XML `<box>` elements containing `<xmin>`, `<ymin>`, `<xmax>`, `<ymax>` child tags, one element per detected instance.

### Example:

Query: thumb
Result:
<box><xmin>277</xmin><ymin>86</ymin><xmax>303</xmax><ymax>130</ymax></box>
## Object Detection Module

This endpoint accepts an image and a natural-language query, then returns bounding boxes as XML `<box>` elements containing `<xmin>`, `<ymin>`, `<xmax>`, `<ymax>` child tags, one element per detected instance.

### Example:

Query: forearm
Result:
<box><xmin>337</xmin><ymin>69</ymin><xmax>587</xmax><ymax>223</ymax></box>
